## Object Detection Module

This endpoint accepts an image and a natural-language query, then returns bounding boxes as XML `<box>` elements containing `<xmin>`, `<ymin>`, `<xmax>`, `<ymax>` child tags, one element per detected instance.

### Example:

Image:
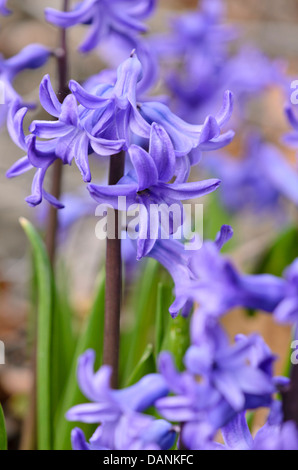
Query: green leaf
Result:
<box><xmin>155</xmin><ymin>283</ymin><xmax>173</xmax><ymax>359</ymax></box>
<box><xmin>161</xmin><ymin>314</ymin><xmax>191</xmax><ymax>371</ymax></box>
<box><xmin>0</xmin><ymin>405</ymin><xmax>7</xmax><ymax>450</ymax></box>
<box><xmin>122</xmin><ymin>259</ymin><xmax>161</xmax><ymax>384</ymax></box>
<box><xmin>54</xmin><ymin>272</ymin><xmax>105</xmax><ymax>450</ymax></box>
<box><xmin>20</xmin><ymin>218</ymin><xmax>53</xmax><ymax>450</ymax></box>
<box><xmin>204</xmin><ymin>191</ymin><xmax>234</xmax><ymax>247</ymax></box>
<box><xmin>255</xmin><ymin>226</ymin><xmax>298</xmax><ymax>277</ymax></box>
<box><xmin>51</xmin><ymin>264</ymin><xmax>76</xmax><ymax>418</ymax></box>
<box><xmin>125</xmin><ymin>344</ymin><xmax>156</xmax><ymax>387</ymax></box>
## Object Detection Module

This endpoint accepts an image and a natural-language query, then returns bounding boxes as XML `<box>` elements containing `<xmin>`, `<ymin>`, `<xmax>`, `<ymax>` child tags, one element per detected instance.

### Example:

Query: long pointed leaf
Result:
<box><xmin>20</xmin><ymin>218</ymin><xmax>53</xmax><ymax>450</ymax></box>
<box><xmin>0</xmin><ymin>405</ymin><xmax>7</xmax><ymax>450</ymax></box>
<box><xmin>54</xmin><ymin>272</ymin><xmax>105</xmax><ymax>450</ymax></box>
<box><xmin>125</xmin><ymin>344</ymin><xmax>155</xmax><ymax>387</ymax></box>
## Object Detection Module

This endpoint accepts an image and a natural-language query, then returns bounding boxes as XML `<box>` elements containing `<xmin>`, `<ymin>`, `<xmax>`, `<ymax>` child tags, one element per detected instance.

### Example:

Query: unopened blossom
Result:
<box><xmin>45</xmin><ymin>0</ymin><xmax>156</xmax><ymax>53</ymax></box>
<box><xmin>67</xmin><ymin>349</ymin><xmax>175</xmax><ymax>450</ymax></box>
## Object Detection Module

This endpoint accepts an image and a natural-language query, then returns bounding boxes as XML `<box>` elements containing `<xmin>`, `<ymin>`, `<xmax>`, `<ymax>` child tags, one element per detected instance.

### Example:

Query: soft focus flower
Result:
<box><xmin>218</xmin><ymin>404</ymin><xmax>298</xmax><ymax>450</ymax></box>
<box><xmin>274</xmin><ymin>259</ymin><xmax>298</xmax><ymax>325</ymax></box>
<box><xmin>45</xmin><ymin>0</ymin><xmax>156</xmax><ymax>53</ymax></box>
<box><xmin>0</xmin><ymin>0</ymin><xmax>11</xmax><ymax>16</ymax></box>
<box><xmin>0</xmin><ymin>44</ymin><xmax>51</xmax><ymax>126</ymax></box>
<box><xmin>284</xmin><ymin>106</ymin><xmax>298</xmax><ymax>155</ymax></box>
<box><xmin>67</xmin><ymin>349</ymin><xmax>175</xmax><ymax>450</ymax></box>
<box><xmin>156</xmin><ymin>310</ymin><xmax>286</xmax><ymax>450</ymax></box>
<box><xmin>155</xmin><ymin>1</ymin><xmax>283</xmax><ymax>126</ymax></box>
<box><xmin>186</xmin><ymin>320</ymin><xmax>276</xmax><ymax>411</ymax></box>
<box><xmin>205</xmin><ymin>132</ymin><xmax>298</xmax><ymax>214</ymax></box>
<box><xmin>182</xmin><ymin>225</ymin><xmax>288</xmax><ymax>318</ymax></box>
<box><xmin>71</xmin><ymin>413</ymin><xmax>176</xmax><ymax>451</ymax></box>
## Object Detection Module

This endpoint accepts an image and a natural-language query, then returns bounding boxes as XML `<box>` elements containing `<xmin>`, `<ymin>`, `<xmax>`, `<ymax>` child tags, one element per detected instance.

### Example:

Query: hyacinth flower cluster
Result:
<box><xmin>67</xmin><ymin>350</ymin><xmax>176</xmax><ymax>450</ymax></box>
<box><xmin>46</xmin><ymin>0</ymin><xmax>156</xmax><ymax>54</ymax></box>
<box><xmin>6</xmin><ymin>53</ymin><xmax>234</xmax><ymax>253</ymax></box>
<box><xmin>2</xmin><ymin>0</ymin><xmax>298</xmax><ymax>454</ymax></box>
<box><xmin>151</xmin><ymin>0</ymin><xmax>297</xmax><ymax>222</ymax></box>
<box><xmin>153</xmin><ymin>0</ymin><xmax>285</xmax><ymax>124</ymax></box>
<box><xmin>66</xmin><ymin>225</ymin><xmax>298</xmax><ymax>450</ymax></box>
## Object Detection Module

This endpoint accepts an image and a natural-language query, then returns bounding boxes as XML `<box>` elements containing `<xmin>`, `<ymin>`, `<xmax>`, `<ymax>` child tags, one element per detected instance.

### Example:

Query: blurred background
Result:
<box><xmin>1</xmin><ymin>0</ymin><xmax>298</xmax><ymax>448</ymax></box>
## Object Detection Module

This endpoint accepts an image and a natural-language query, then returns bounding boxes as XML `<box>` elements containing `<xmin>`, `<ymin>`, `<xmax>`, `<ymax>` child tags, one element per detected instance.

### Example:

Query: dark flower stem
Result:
<box><xmin>282</xmin><ymin>363</ymin><xmax>298</xmax><ymax>425</ymax></box>
<box><xmin>45</xmin><ymin>0</ymin><xmax>69</xmax><ymax>266</ymax></box>
<box><xmin>103</xmin><ymin>151</ymin><xmax>125</xmax><ymax>389</ymax></box>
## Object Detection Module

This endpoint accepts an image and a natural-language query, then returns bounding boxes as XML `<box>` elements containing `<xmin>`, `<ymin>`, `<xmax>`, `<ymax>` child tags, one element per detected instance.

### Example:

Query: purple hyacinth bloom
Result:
<box><xmin>156</xmin><ymin>351</ymin><xmax>236</xmax><ymax>446</ymax></box>
<box><xmin>186</xmin><ymin>313</ymin><xmax>276</xmax><ymax>412</ymax></box>
<box><xmin>0</xmin><ymin>44</ymin><xmax>51</xmax><ymax>126</ymax></box>
<box><xmin>206</xmin><ymin>132</ymin><xmax>298</xmax><ymax>214</ymax></box>
<box><xmin>71</xmin><ymin>414</ymin><xmax>176</xmax><ymax>451</ymax></box>
<box><xmin>217</xmin><ymin>405</ymin><xmax>298</xmax><ymax>450</ymax></box>
<box><xmin>6</xmin><ymin>102</ymin><xmax>63</xmax><ymax>208</ymax></box>
<box><xmin>67</xmin><ymin>349</ymin><xmax>175</xmax><ymax>450</ymax></box>
<box><xmin>88</xmin><ymin>123</ymin><xmax>221</xmax><ymax>259</ymax></box>
<box><xmin>68</xmin><ymin>350</ymin><xmax>169</xmax><ymax>423</ymax></box>
<box><xmin>30</xmin><ymin>74</ymin><xmax>126</xmax><ymax>182</ymax></box>
<box><xmin>98</xmin><ymin>31</ymin><xmax>159</xmax><ymax>96</ymax></box>
<box><xmin>45</xmin><ymin>0</ymin><xmax>156</xmax><ymax>53</ymax></box>
<box><xmin>68</xmin><ymin>53</ymin><xmax>151</xmax><ymax>144</ymax></box>
<box><xmin>181</xmin><ymin>225</ymin><xmax>288</xmax><ymax>318</ymax></box>
<box><xmin>283</xmin><ymin>106</ymin><xmax>298</xmax><ymax>161</ymax></box>
<box><xmin>274</xmin><ymin>259</ymin><xmax>298</xmax><ymax>325</ymax></box>
<box><xmin>0</xmin><ymin>0</ymin><xmax>11</xmax><ymax>15</ymax></box>
<box><xmin>155</xmin><ymin>0</ymin><xmax>283</xmax><ymax>127</ymax></box>
<box><xmin>156</xmin><ymin>320</ymin><xmax>283</xmax><ymax>450</ymax></box>
<box><xmin>139</xmin><ymin>90</ymin><xmax>235</xmax><ymax>157</ymax></box>
<box><xmin>147</xmin><ymin>237</ymin><xmax>197</xmax><ymax>318</ymax></box>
